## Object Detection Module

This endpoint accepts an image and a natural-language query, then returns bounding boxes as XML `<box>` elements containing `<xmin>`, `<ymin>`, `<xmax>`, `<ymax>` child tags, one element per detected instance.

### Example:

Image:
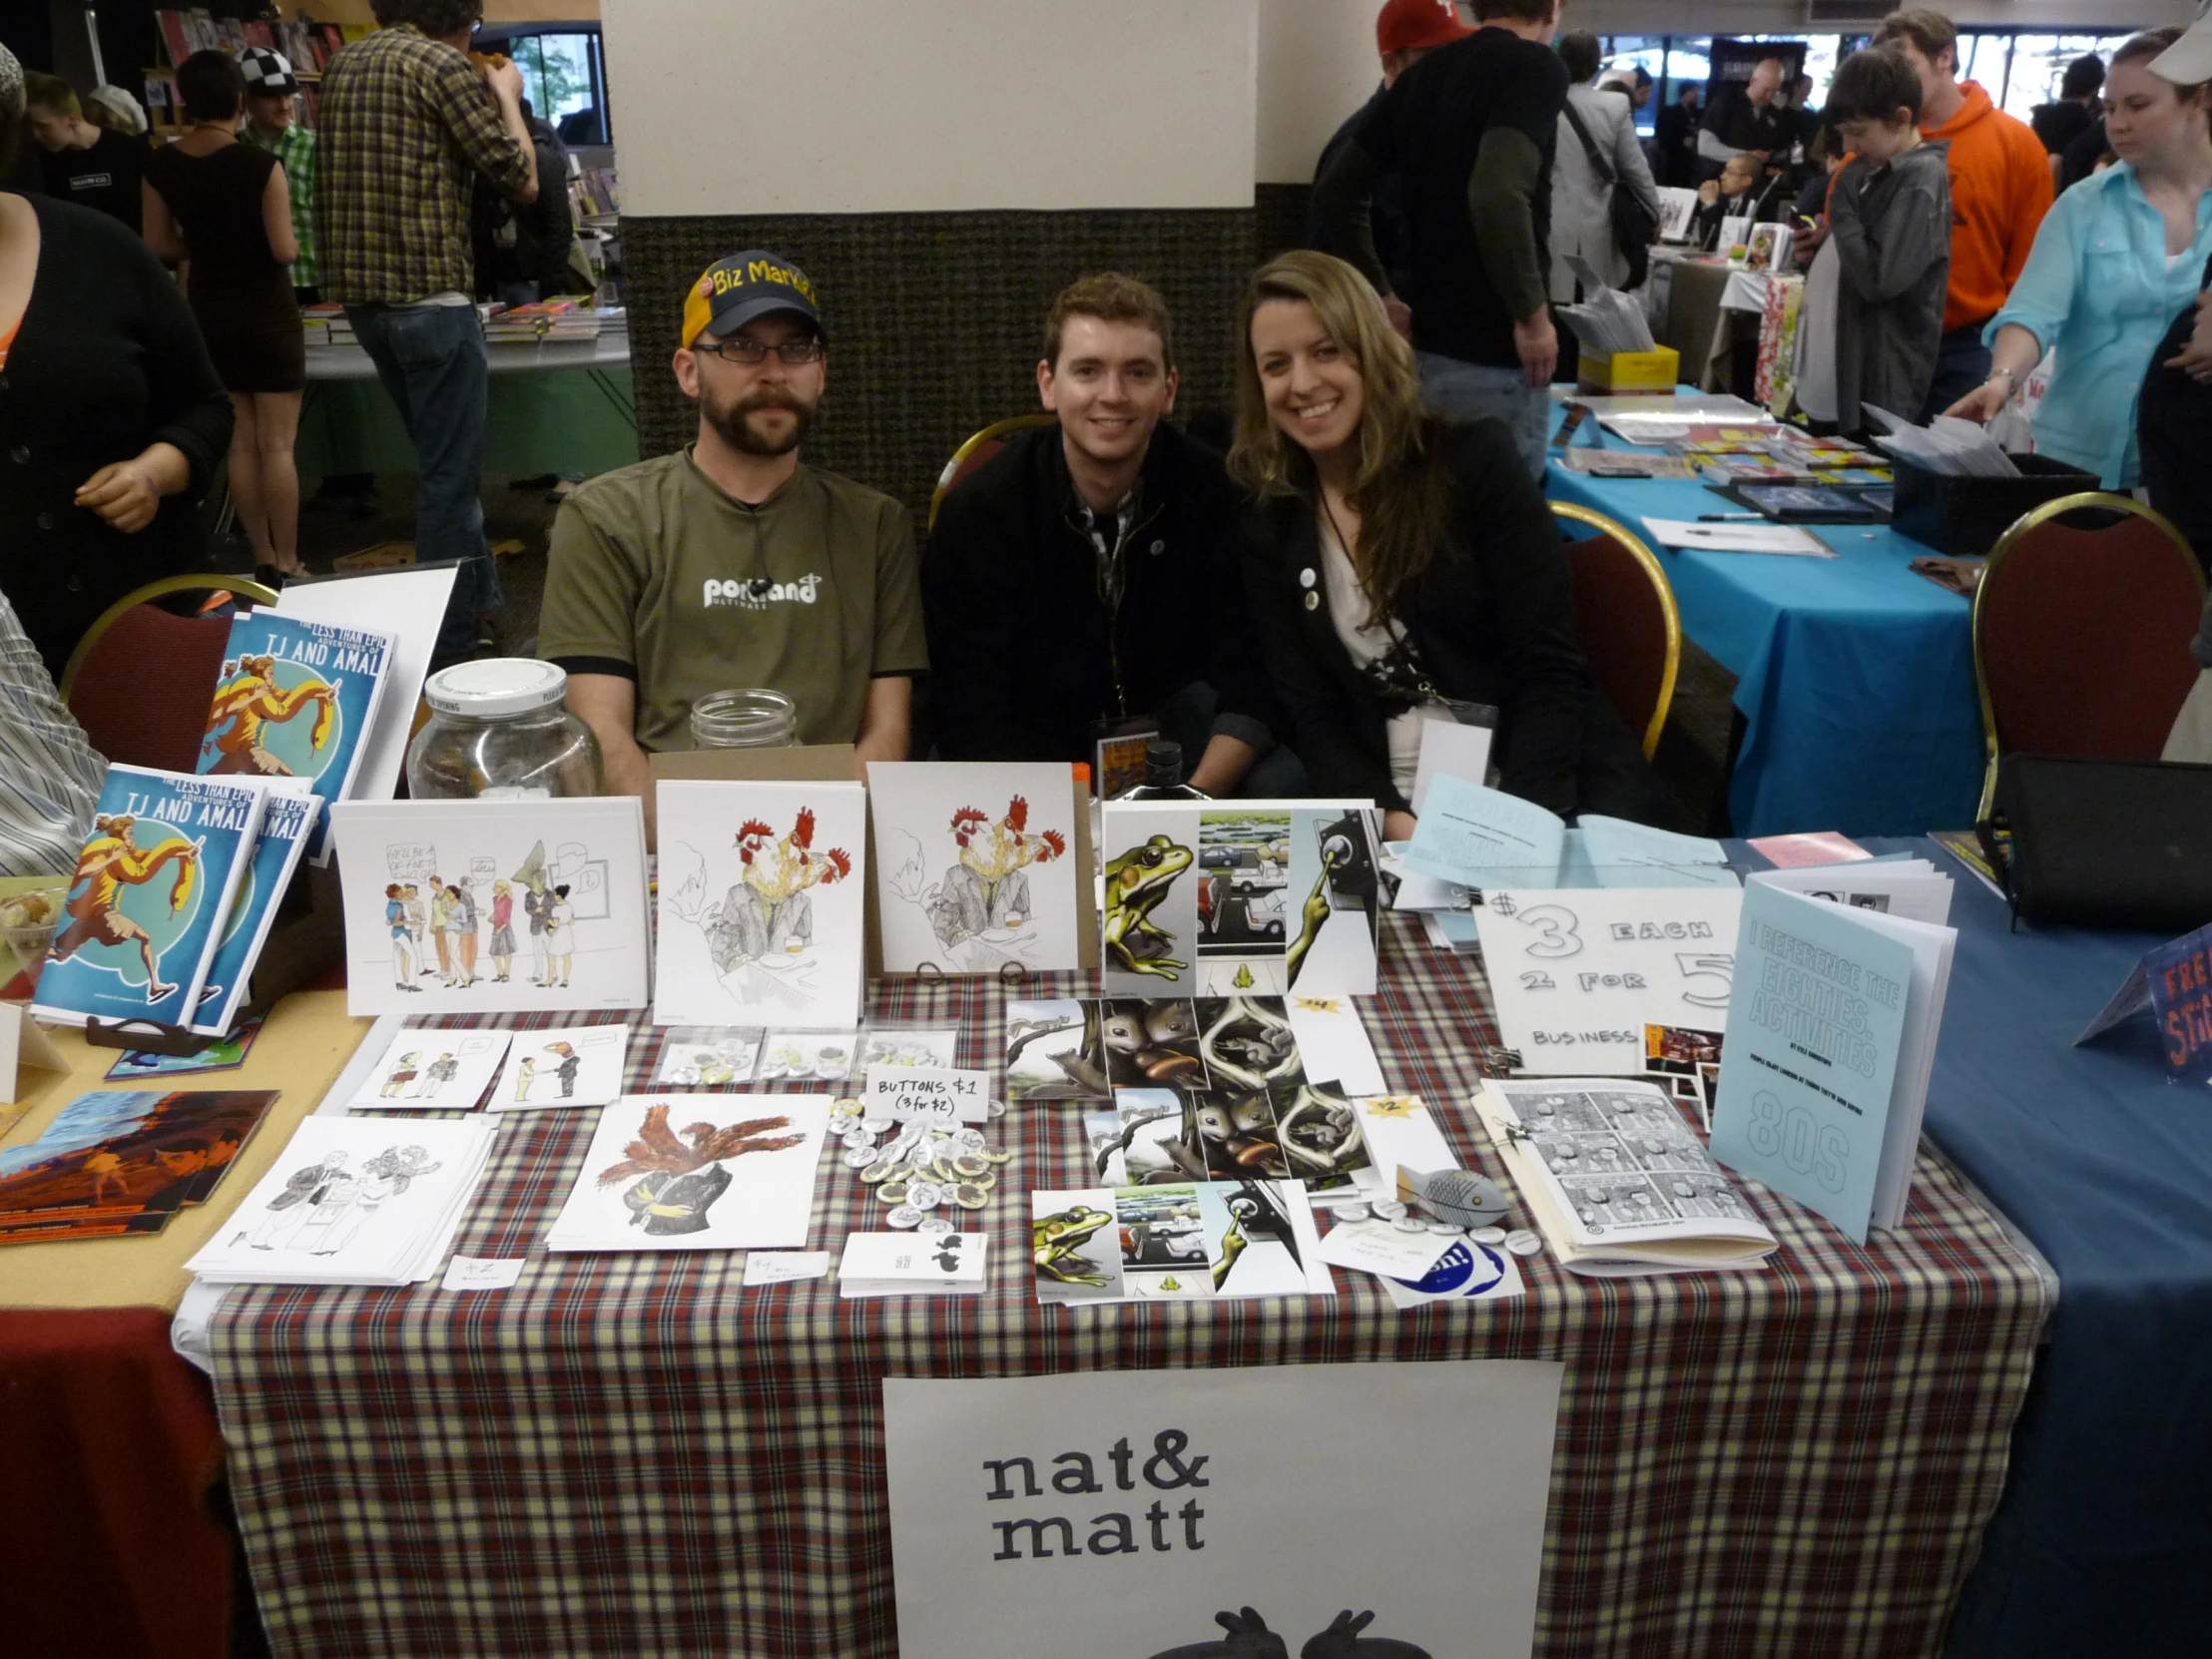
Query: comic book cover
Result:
<box><xmin>197</xmin><ymin>610</ymin><xmax>394</xmax><ymax>858</ymax></box>
<box><xmin>33</xmin><ymin>767</ymin><xmax>268</xmax><ymax>1030</ymax></box>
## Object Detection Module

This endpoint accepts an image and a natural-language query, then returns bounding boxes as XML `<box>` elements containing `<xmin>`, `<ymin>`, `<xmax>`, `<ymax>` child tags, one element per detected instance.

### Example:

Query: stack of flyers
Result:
<box><xmin>0</xmin><ymin>1090</ymin><xmax>278</xmax><ymax>1243</ymax></box>
<box><xmin>33</xmin><ymin>766</ymin><xmax>270</xmax><ymax>1032</ymax></box>
<box><xmin>197</xmin><ymin>610</ymin><xmax>396</xmax><ymax>859</ymax></box>
<box><xmin>187</xmin><ymin>1114</ymin><xmax>497</xmax><ymax>1286</ymax></box>
<box><xmin>838</xmin><ymin>1231</ymin><xmax>987</xmax><ymax>1298</ymax></box>
<box><xmin>1030</xmin><ymin>1179</ymin><xmax>1332</xmax><ymax>1305</ymax></box>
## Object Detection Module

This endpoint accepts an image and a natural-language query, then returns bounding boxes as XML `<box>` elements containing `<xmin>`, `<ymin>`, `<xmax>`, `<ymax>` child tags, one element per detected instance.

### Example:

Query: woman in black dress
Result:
<box><xmin>1231</xmin><ymin>250</ymin><xmax>1667</xmax><ymax>839</ymax></box>
<box><xmin>0</xmin><ymin>44</ymin><xmax>234</xmax><ymax>677</ymax></box>
<box><xmin>143</xmin><ymin>50</ymin><xmax>305</xmax><ymax>583</ymax></box>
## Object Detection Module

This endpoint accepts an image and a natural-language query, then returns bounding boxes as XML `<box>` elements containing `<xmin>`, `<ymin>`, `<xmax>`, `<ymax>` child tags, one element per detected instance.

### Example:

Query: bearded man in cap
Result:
<box><xmin>538</xmin><ymin>251</ymin><xmax>926</xmax><ymax>843</ymax></box>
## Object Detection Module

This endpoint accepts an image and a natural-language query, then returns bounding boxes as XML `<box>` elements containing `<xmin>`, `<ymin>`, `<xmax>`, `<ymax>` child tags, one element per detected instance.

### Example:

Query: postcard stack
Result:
<box><xmin>187</xmin><ymin>1115</ymin><xmax>497</xmax><ymax>1286</ymax></box>
<box><xmin>839</xmin><ymin>1231</ymin><xmax>988</xmax><ymax>1299</ymax></box>
<box><xmin>1008</xmin><ymin>993</ymin><xmax>1385</xmax><ymax>1197</ymax></box>
<box><xmin>543</xmin><ymin>1095</ymin><xmax>832</xmax><ymax>1254</ymax></box>
<box><xmin>1097</xmin><ymin>799</ymin><xmax>1382</xmax><ymax>996</ymax></box>
<box><xmin>0</xmin><ymin>1090</ymin><xmax>277</xmax><ymax>1243</ymax></box>
<box><xmin>33</xmin><ymin>764</ymin><xmax>314</xmax><ymax>1037</ymax></box>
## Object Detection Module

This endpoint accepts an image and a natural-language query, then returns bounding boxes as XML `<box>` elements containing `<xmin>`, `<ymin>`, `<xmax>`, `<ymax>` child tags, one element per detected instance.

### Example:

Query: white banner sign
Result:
<box><xmin>883</xmin><ymin>1360</ymin><xmax>1563</xmax><ymax>1659</ymax></box>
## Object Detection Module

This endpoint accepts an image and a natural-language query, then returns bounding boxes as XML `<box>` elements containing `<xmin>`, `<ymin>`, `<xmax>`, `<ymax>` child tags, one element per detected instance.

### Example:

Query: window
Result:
<box><xmin>1990</xmin><ymin>32</ymin><xmax>2139</xmax><ymax>125</ymax></box>
<box><xmin>483</xmin><ymin>27</ymin><xmax>609</xmax><ymax>145</ymax></box>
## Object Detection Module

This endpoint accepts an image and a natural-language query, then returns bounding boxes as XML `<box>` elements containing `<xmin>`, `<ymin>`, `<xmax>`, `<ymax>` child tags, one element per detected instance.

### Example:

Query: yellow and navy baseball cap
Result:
<box><xmin>681</xmin><ymin>250</ymin><xmax>826</xmax><ymax>349</ymax></box>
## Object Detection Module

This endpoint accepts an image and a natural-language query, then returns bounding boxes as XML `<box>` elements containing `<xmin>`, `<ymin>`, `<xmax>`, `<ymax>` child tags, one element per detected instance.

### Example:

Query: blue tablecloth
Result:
<box><xmin>1847</xmin><ymin>840</ymin><xmax>2209</xmax><ymax>1655</ymax></box>
<box><xmin>1547</xmin><ymin>421</ymin><xmax>1983</xmax><ymax>836</ymax></box>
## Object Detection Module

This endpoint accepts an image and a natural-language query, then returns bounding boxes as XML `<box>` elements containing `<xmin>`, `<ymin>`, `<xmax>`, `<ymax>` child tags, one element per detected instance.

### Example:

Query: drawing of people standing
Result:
<box><xmin>448</xmin><ymin>880</ymin><xmax>480</xmax><ymax>984</ymax></box>
<box><xmin>546</xmin><ymin>884</ymin><xmax>576</xmax><ymax>988</ymax></box>
<box><xmin>417</xmin><ymin>1051</ymin><xmax>460</xmax><ymax>1099</ymax></box>
<box><xmin>402</xmin><ymin>882</ymin><xmax>428</xmax><ymax>976</ymax></box>
<box><xmin>428</xmin><ymin>878</ymin><xmax>454</xmax><ymax>983</ymax></box>
<box><xmin>546</xmin><ymin>1040</ymin><xmax>581</xmax><ymax>1098</ymax></box>
<box><xmin>526</xmin><ymin>883</ymin><xmax>552</xmax><ymax>985</ymax></box>
<box><xmin>385</xmin><ymin>883</ymin><xmax>417</xmax><ymax>988</ymax></box>
<box><xmin>488</xmin><ymin>880</ymin><xmax>517</xmax><ymax>981</ymax></box>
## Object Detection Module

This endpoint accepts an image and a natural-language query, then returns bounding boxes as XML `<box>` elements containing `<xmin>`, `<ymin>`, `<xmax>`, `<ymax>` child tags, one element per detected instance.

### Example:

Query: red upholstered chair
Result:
<box><xmin>1971</xmin><ymin>493</ymin><xmax>2206</xmax><ymax>820</ymax></box>
<box><xmin>58</xmin><ymin>574</ymin><xmax>281</xmax><ymax>773</ymax></box>
<box><xmin>927</xmin><ymin>413</ymin><xmax>1057</xmax><ymax>529</ymax></box>
<box><xmin>1551</xmin><ymin>501</ymin><xmax>1681</xmax><ymax>759</ymax></box>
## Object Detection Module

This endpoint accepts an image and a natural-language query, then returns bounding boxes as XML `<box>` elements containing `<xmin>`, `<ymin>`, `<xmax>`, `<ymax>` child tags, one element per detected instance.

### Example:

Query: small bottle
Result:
<box><xmin>1119</xmin><ymin>737</ymin><xmax>1209</xmax><ymax>801</ymax></box>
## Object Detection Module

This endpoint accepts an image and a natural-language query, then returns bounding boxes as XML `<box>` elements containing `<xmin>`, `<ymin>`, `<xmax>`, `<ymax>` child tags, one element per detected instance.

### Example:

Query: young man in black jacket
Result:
<box><xmin>923</xmin><ymin>275</ymin><xmax>1296</xmax><ymax>796</ymax></box>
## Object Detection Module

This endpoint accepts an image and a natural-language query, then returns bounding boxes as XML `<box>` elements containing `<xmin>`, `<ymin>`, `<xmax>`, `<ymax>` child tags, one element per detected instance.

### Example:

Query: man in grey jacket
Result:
<box><xmin>1816</xmin><ymin>48</ymin><xmax>1950</xmax><ymax>439</ymax></box>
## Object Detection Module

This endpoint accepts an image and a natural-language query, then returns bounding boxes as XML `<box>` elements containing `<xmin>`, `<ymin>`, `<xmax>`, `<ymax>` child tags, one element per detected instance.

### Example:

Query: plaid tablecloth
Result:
<box><xmin>209</xmin><ymin>917</ymin><xmax>2053</xmax><ymax>1658</ymax></box>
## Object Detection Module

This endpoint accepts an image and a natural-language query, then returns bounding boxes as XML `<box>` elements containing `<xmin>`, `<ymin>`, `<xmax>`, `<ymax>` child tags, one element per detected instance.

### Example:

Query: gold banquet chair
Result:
<box><xmin>928</xmin><ymin>413</ymin><xmax>1057</xmax><ymax>529</ymax></box>
<box><xmin>1971</xmin><ymin>491</ymin><xmax>2206</xmax><ymax>821</ymax></box>
<box><xmin>1549</xmin><ymin>501</ymin><xmax>1682</xmax><ymax>759</ymax></box>
<box><xmin>59</xmin><ymin>573</ymin><xmax>283</xmax><ymax>774</ymax></box>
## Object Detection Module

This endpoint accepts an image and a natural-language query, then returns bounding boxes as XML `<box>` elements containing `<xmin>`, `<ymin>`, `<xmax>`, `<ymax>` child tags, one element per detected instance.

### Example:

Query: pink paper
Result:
<box><xmin>1746</xmin><ymin>831</ymin><xmax>1872</xmax><ymax>868</ymax></box>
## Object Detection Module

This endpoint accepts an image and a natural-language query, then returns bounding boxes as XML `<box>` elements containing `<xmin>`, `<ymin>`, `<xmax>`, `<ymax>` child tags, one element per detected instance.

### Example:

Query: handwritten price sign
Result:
<box><xmin>864</xmin><ymin>1065</ymin><xmax>990</xmax><ymax>1125</ymax></box>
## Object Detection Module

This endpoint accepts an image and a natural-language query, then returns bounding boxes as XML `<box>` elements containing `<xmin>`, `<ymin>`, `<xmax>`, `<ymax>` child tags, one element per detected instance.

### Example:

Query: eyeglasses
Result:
<box><xmin>693</xmin><ymin>336</ymin><xmax>826</xmax><ymax>365</ymax></box>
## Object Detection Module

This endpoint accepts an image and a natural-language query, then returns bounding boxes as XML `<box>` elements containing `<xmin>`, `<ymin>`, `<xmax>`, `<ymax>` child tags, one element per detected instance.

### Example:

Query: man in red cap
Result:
<box><xmin>1305</xmin><ymin>3</ymin><xmax>1472</xmax><ymax>301</ymax></box>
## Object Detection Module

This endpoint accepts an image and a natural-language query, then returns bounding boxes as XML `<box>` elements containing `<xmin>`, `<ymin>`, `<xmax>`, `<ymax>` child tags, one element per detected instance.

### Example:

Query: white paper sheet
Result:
<box><xmin>329</xmin><ymin>798</ymin><xmax>652</xmax><ymax>1017</ymax></box>
<box><xmin>346</xmin><ymin>1026</ymin><xmax>511</xmax><ymax>1111</ymax></box>
<box><xmin>1641</xmin><ymin>517</ymin><xmax>1836</xmax><ymax>557</ymax></box>
<box><xmin>655</xmin><ymin>782</ymin><xmax>867</xmax><ymax>1029</ymax></box>
<box><xmin>490</xmin><ymin>1022</ymin><xmax>631</xmax><ymax>1110</ymax></box>
<box><xmin>867</xmin><ymin>762</ymin><xmax>1082</xmax><ymax>974</ymax></box>
<box><xmin>545</xmin><ymin>1094</ymin><xmax>831</xmax><ymax>1254</ymax></box>
<box><xmin>1475</xmin><ymin>887</ymin><xmax>1745</xmax><ymax>1076</ymax></box>
<box><xmin>275</xmin><ymin>565</ymin><xmax>456</xmax><ymax>805</ymax></box>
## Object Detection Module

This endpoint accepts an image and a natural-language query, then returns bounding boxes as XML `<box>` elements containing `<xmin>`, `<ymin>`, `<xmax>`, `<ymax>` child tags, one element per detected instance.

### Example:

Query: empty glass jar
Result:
<box><xmin>690</xmin><ymin>688</ymin><xmax>798</xmax><ymax>749</ymax></box>
<box><xmin>406</xmin><ymin>659</ymin><xmax>603</xmax><ymax>800</ymax></box>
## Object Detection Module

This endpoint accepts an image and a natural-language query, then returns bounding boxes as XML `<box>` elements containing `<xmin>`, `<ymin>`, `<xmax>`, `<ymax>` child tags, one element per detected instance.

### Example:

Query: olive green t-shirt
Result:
<box><xmin>538</xmin><ymin>450</ymin><xmax>927</xmax><ymax>752</ymax></box>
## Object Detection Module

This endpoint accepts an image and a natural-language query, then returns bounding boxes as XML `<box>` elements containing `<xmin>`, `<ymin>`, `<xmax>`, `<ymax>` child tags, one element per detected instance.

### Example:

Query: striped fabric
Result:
<box><xmin>208</xmin><ymin>918</ymin><xmax>2053</xmax><ymax>1659</ymax></box>
<box><xmin>0</xmin><ymin>589</ymin><xmax>106</xmax><ymax>877</ymax></box>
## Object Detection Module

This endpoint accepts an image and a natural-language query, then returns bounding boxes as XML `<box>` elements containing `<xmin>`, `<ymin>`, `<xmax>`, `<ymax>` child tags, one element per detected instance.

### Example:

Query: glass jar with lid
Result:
<box><xmin>405</xmin><ymin>659</ymin><xmax>604</xmax><ymax>801</ymax></box>
<box><xmin>690</xmin><ymin>688</ymin><xmax>798</xmax><ymax>749</ymax></box>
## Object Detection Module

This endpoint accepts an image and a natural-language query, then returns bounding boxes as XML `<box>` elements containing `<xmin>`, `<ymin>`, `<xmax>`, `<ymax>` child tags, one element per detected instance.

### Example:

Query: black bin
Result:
<box><xmin>1891</xmin><ymin>451</ymin><xmax>2101</xmax><ymax>557</ymax></box>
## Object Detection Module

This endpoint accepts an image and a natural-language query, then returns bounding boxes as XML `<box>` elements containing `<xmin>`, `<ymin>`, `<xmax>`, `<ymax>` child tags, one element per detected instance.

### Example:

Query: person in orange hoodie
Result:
<box><xmin>1875</xmin><ymin>9</ymin><xmax>2055</xmax><ymax>418</ymax></box>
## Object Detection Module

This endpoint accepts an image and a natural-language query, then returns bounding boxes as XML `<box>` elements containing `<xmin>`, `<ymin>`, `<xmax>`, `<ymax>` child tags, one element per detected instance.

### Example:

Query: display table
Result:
<box><xmin>1895</xmin><ymin>851</ymin><xmax>2212</xmax><ymax>1658</ymax></box>
<box><xmin>295</xmin><ymin>333</ymin><xmax>639</xmax><ymax>480</ymax></box>
<box><xmin>205</xmin><ymin>920</ymin><xmax>2049</xmax><ymax>1659</ymax></box>
<box><xmin>1547</xmin><ymin>408</ymin><xmax>1983</xmax><ymax>837</ymax></box>
<box><xmin>0</xmin><ymin>991</ymin><xmax>371</xmax><ymax>1659</ymax></box>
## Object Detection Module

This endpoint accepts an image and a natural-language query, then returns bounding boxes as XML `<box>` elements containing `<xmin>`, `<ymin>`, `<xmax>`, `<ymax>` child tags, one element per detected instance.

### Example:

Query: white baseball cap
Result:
<box><xmin>2150</xmin><ymin>17</ymin><xmax>2212</xmax><ymax>87</ymax></box>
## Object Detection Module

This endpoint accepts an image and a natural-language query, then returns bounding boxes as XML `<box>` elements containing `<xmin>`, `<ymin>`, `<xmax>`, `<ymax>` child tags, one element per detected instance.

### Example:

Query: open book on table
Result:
<box><xmin>1473</xmin><ymin>1077</ymin><xmax>1777</xmax><ymax>1277</ymax></box>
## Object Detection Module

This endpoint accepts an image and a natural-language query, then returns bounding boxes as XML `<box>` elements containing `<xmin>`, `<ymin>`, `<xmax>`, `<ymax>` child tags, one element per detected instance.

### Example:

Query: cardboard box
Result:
<box><xmin>1577</xmin><ymin>346</ymin><xmax>1681</xmax><ymax>395</ymax></box>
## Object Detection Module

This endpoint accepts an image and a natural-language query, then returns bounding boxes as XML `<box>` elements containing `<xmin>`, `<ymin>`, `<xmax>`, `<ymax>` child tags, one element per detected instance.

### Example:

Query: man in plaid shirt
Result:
<box><xmin>318</xmin><ymin>0</ymin><xmax>538</xmax><ymax>658</ymax></box>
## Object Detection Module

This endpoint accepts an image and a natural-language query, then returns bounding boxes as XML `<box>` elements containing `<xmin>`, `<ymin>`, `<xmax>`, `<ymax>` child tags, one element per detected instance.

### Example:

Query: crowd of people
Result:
<box><xmin>3</xmin><ymin>0</ymin><xmax>2211</xmax><ymax>883</ymax></box>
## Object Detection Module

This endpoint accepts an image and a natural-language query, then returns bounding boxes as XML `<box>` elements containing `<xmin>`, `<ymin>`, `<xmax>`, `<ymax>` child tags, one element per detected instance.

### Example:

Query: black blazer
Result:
<box><xmin>0</xmin><ymin>196</ymin><xmax>234</xmax><ymax>675</ymax></box>
<box><xmin>924</xmin><ymin>421</ymin><xmax>1283</xmax><ymax>763</ymax></box>
<box><xmin>1240</xmin><ymin>417</ymin><xmax>1596</xmax><ymax>817</ymax></box>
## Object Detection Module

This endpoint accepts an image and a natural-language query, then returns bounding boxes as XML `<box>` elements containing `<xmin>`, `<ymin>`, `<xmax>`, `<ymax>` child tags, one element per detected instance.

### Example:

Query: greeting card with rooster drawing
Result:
<box><xmin>869</xmin><ymin>763</ymin><xmax>1080</xmax><ymax>975</ymax></box>
<box><xmin>544</xmin><ymin>1094</ymin><xmax>832</xmax><ymax>1253</ymax></box>
<box><xmin>656</xmin><ymin>782</ymin><xmax>867</xmax><ymax>1028</ymax></box>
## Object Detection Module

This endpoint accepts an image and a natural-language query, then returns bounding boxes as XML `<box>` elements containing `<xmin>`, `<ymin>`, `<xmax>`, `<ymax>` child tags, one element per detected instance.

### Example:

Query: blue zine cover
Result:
<box><xmin>192</xmin><ymin>784</ymin><xmax>317</xmax><ymax>1036</ymax></box>
<box><xmin>1709</xmin><ymin>880</ymin><xmax>1913</xmax><ymax>1243</ymax></box>
<box><xmin>34</xmin><ymin>767</ymin><xmax>268</xmax><ymax>1030</ymax></box>
<box><xmin>197</xmin><ymin>612</ymin><xmax>393</xmax><ymax>855</ymax></box>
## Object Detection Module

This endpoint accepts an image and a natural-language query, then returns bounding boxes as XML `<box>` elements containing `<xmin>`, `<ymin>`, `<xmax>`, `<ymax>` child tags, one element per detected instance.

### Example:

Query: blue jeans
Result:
<box><xmin>1415</xmin><ymin>350</ymin><xmax>1547</xmax><ymax>482</ymax></box>
<box><xmin>346</xmin><ymin>301</ymin><xmax>503</xmax><ymax>657</ymax></box>
<box><xmin>1922</xmin><ymin>324</ymin><xmax>1993</xmax><ymax>425</ymax></box>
